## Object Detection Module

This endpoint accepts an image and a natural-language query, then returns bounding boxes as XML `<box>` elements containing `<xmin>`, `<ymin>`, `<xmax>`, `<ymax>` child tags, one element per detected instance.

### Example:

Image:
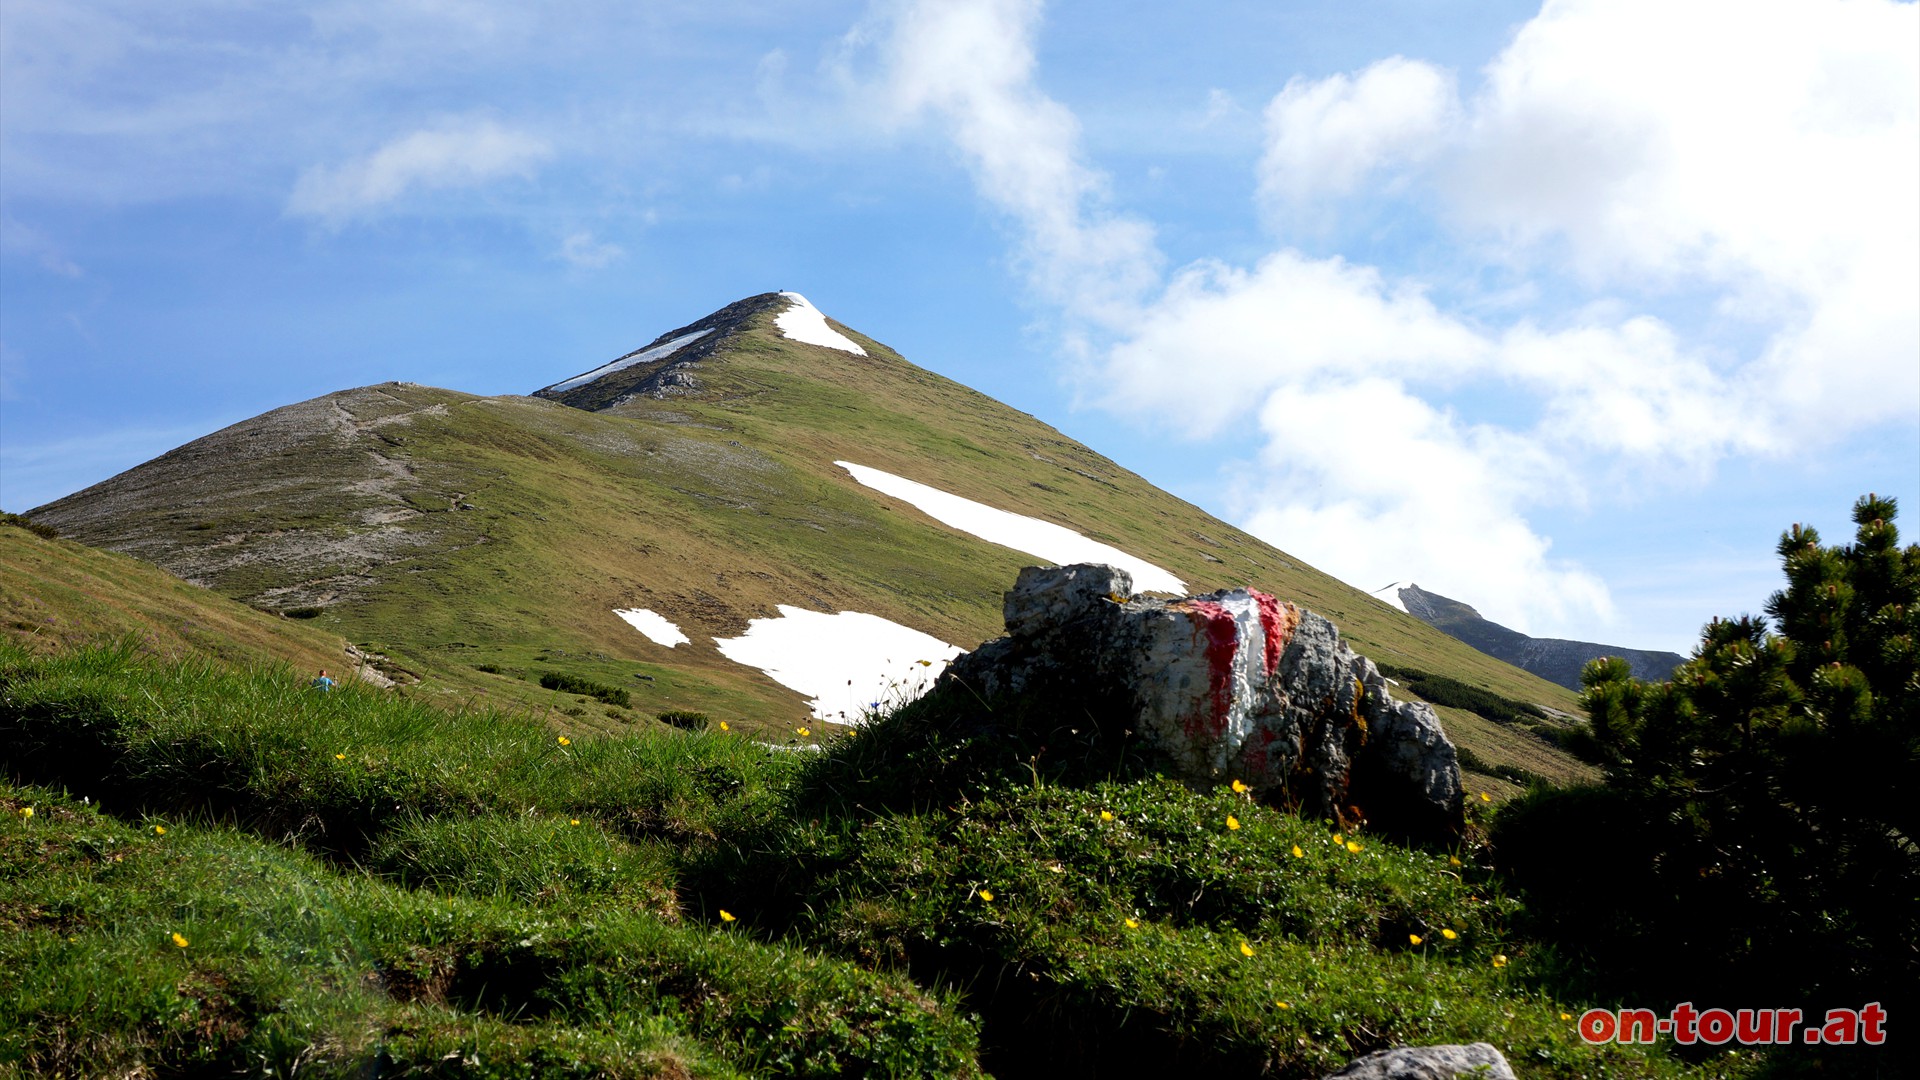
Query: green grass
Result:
<box><xmin>0</xmin><ymin>784</ymin><xmax>978</xmax><ymax>1078</ymax></box>
<box><xmin>806</xmin><ymin>780</ymin><xmax>1752</xmax><ymax>1078</ymax></box>
<box><xmin>1</xmin><ymin>641</ymin><xmax>1776</xmax><ymax>1077</ymax></box>
<box><xmin>0</xmin><ymin>642</ymin><xmax>793</xmax><ymax>856</ymax></box>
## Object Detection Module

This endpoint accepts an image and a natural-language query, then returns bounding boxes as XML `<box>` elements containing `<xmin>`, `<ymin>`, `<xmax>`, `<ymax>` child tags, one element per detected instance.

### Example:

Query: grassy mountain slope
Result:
<box><xmin>1</xmin><ymin>522</ymin><xmax>350</xmax><ymax>675</ymax></box>
<box><xmin>3</xmin><ymin>642</ymin><xmax>1747</xmax><ymax>1079</ymax></box>
<box><xmin>27</xmin><ymin>294</ymin><xmax>1583</xmax><ymax>787</ymax></box>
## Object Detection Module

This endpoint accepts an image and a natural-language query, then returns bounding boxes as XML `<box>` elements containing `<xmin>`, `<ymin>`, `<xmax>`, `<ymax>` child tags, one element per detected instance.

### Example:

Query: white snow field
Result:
<box><xmin>713</xmin><ymin>606</ymin><xmax>964</xmax><ymax>723</ymax></box>
<box><xmin>774</xmin><ymin>292</ymin><xmax>867</xmax><ymax>355</ymax></box>
<box><xmin>1369</xmin><ymin>582</ymin><xmax>1411</xmax><ymax>613</ymax></box>
<box><xmin>545</xmin><ymin>329</ymin><xmax>713</xmax><ymax>393</ymax></box>
<box><xmin>836</xmin><ymin>461</ymin><xmax>1187</xmax><ymax>596</ymax></box>
<box><xmin>613</xmin><ymin>608</ymin><xmax>690</xmax><ymax>648</ymax></box>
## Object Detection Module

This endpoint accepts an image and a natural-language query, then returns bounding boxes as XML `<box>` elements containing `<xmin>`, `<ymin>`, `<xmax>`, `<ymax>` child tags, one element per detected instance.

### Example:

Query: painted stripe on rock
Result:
<box><xmin>1177</xmin><ymin>599</ymin><xmax>1240</xmax><ymax>740</ymax></box>
<box><xmin>1165</xmin><ymin>590</ymin><xmax>1301</xmax><ymax>755</ymax></box>
<box><xmin>1251</xmin><ymin>590</ymin><xmax>1299</xmax><ymax>679</ymax></box>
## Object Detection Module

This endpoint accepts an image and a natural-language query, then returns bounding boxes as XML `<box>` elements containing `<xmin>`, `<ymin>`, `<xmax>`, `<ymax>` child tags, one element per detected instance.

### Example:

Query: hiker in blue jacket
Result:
<box><xmin>312</xmin><ymin>669</ymin><xmax>335</xmax><ymax>692</ymax></box>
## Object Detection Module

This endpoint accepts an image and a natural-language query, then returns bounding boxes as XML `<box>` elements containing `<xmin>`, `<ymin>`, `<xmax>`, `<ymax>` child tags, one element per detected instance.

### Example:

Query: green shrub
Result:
<box><xmin>539</xmin><ymin>671</ymin><xmax>631</xmax><ymax>708</ymax></box>
<box><xmin>0</xmin><ymin>511</ymin><xmax>57</xmax><ymax>539</ymax></box>
<box><xmin>1496</xmin><ymin>495</ymin><xmax>1919</xmax><ymax>1036</ymax></box>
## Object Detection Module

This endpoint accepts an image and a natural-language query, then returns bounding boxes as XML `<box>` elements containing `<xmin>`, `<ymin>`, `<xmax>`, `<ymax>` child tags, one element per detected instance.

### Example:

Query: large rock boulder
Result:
<box><xmin>1322</xmin><ymin>1043</ymin><xmax>1516</xmax><ymax>1079</ymax></box>
<box><xmin>943</xmin><ymin>564</ymin><xmax>1464</xmax><ymax>841</ymax></box>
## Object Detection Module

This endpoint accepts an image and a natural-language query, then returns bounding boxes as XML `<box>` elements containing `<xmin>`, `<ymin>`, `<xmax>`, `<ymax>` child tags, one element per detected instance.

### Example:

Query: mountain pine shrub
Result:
<box><xmin>1494</xmin><ymin>495</ymin><xmax>1918</xmax><ymax>1035</ymax></box>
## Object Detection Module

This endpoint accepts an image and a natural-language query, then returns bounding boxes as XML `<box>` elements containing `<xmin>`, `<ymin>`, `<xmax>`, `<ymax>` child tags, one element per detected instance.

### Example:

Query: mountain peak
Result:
<box><xmin>532</xmin><ymin>292</ymin><xmax>782</xmax><ymax>410</ymax></box>
<box><xmin>773</xmin><ymin>292</ymin><xmax>866</xmax><ymax>356</ymax></box>
<box><xmin>1370</xmin><ymin>581</ymin><xmax>1413</xmax><ymax>613</ymax></box>
<box><xmin>533</xmin><ymin>291</ymin><xmax>868</xmax><ymax>412</ymax></box>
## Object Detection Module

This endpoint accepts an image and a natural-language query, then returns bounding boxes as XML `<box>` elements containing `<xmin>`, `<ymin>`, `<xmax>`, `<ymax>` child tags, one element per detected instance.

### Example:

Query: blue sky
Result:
<box><xmin>2</xmin><ymin>0</ymin><xmax>1915</xmax><ymax>655</ymax></box>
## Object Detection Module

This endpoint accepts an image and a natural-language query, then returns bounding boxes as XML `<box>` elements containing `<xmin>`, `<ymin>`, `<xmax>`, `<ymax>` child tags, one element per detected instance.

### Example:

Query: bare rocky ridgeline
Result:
<box><xmin>27</xmin><ymin>383</ymin><xmax>481</xmax><ymax>610</ymax></box>
<box><xmin>945</xmin><ymin>563</ymin><xmax>1465</xmax><ymax>842</ymax></box>
<box><xmin>533</xmin><ymin>292</ymin><xmax>789</xmax><ymax>411</ymax></box>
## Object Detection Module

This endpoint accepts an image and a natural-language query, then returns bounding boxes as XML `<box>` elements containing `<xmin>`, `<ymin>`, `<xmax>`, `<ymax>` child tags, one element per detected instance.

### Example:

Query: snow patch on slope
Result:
<box><xmin>837</xmin><ymin>461</ymin><xmax>1187</xmax><ymax>596</ymax></box>
<box><xmin>1370</xmin><ymin>582</ymin><xmax>1411</xmax><ymax>613</ymax></box>
<box><xmin>546</xmin><ymin>329</ymin><xmax>714</xmax><ymax>393</ymax></box>
<box><xmin>613</xmin><ymin>608</ymin><xmax>690</xmax><ymax>648</ymax></box>
<box><xmin>775</xmin><ymin>292</ymin><xmax>867</xmax><ymax>355</ymax></box>
<box><xmin>713</xmin><ymin>606</ymin><xmax>963</xmax><ymax>723</ymax></box>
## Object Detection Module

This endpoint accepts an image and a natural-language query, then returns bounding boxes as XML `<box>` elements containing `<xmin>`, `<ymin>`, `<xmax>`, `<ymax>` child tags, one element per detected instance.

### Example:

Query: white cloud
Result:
<box><xmin>557</xmin><ymin>230</ymin><xmax>624</xmax><ymax>270</ymax></box>
<box><xmin>1444</xmin><ymin>0</ymin><xmax>1919</xmax><ymax>430</ymax></box>
<box><xmin>863</xmin><ymin>0</ymin><xmax>1914</xmax><ymax>638</ymax></box>
<box><xmin>1237</xmin><ymin>378</ymin><xmax>1611</xmax><ymax>633</ymax></box>
<box><xmin>848</xmin><ymin>0</ymin><xmax>1159</xmax><ymax>323</ymax></box>
<box><xmin>1259</xmin><ymin>56</ymin><xmax>1455</xmax><ymax>207</ymax></box>
<box><xmin>1098</xmin><ymin>250</ymin><xmax>1487</xmax><ymax>430</ymax></box>
<box><xmin>1202</xmin><ymin>88</ymin><xmax>1241</xmax><ymax>127</ymax></box>
<box><xmin>0</xmin><ymin>218</ymin><xmax>84</xmax><ymax>278</ymax></box>
<box><xmin>287</xmin><ymin>118</ymin><xmax>551</xmax><ymax>223</ymax></box>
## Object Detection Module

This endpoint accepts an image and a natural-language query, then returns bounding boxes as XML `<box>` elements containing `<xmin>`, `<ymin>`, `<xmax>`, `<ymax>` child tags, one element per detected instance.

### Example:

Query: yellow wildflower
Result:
<box><xmin>1332</xmin><ymin>832</ymin><xmax>1343</xmax><ymax>845</ymax></box>
<box><xmin>1479</xmin><ymin>792</ymin><xmax>1491</xmax><ymax>802</ymax></box>
<box><xmin>1226</xmin><ymin>815</ymin><xmax>1241</xmax><ymax>831</ymax></box>
<box><xmin>797</xmin><ymin>727</ymin><xmax>810</xmax><ymax>737</ymax></box>
<box><xmin>718</xmin><ymin>720</ymin><xmax>730</xmax><ymax>731</ymax></box>
<box><xmin>1124</xmin><ymin>918</ymin><xmax>1139</xmax><ymax>929</ymax></box>
<box><xmin>1409</xmin><ymin>933</ymin><xmax>1423</xmax><ymax>945</ymax></box>
<box><xmin>1100</xmin><ymin>810</ymin><xmax>1114</xmax><ymax>821</ymax></box>
<box><xmin>1239</xmin><ymin>940</ymin><xmax>1255</xmax><ymax>957</ymax></box>
<box><xmin>1448</xmin><ymin>855</ymin><xmax>1462</xmax><ymax>867</ymax></box>
<box><xmin>719</xmin><ymin>910</ymin><xmax>736</xmax><ymax>922</ymax></box>
<box><xmin>978</xmin><ymin>889</ymin><xmax>994</xmax><ymax>902</ymax></box>
<box><xmin>1290</xmin><ymin>844</ymin><xmax>1304</xmax><ymax>858</ymax></box>
<box><xmin>569</xmin><ymin>819</ymin><xmax>580</xmax><ymax>826</ymax></box>
<box><xmin>1441</xmin><ymin>928</ymin><xmax>1458</xmax><ymax>940</ymax></box>
<box><xmin>171</xmin><ymin>932</ymin><xmax>189</xmax><ymax>948</ymax></box>
<box><xmin>18</xmin><ymin>807</ymin><xmax>31</xmax><ymax>819</ymax></box>
<box><xmin>1276</xmin><ymin>1001</ymin><xmax>1291</xmax><ymax>1009</ymax></box>
<box><xmin>1561</xmin><ymin>1012</ymin><xmax>1573</xmax><ymax>1021</ymax></box>
<box><xmin>153</xmin><ymin>825</ymin><xmax>166</xmax><ymax>836</ymax></box>
<box><xmin>334</xmin><ymin>753</ymin><xmax>346</xmax><ymax>760</ymax></box>
<box><xmin>557</xmin><ymin>736</ymin><xmax>571</xmax><ymax>746</ymax></box>
<box><xmin>1231</xmin><ymin>779</ymin><xmax>1250</xmax><ymax>793</ymax></box>
<box><xmin>1346</xmin><ymin>840</ymin><xmax>1363</xmax><ymax>853</ymax></box>
<box><xmin>1492</xmin><ymin>954</ymin><xmax>1508</xmax><ymax>968</ymax></box>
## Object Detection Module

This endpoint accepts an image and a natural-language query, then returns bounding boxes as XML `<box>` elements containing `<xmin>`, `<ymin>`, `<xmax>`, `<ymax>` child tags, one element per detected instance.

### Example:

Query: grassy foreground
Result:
<box><xmin>3</xmin><ymin>642</ymin><xmax>1762</xmax><ymax>1078</ymax></box>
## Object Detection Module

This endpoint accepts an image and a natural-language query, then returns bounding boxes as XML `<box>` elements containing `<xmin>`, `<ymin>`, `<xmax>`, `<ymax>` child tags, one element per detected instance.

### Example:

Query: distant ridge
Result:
<box><xmin>1373</xmin><ymin>581</ymin><xmax>1685</xmax><ymax>691</ymax></box>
